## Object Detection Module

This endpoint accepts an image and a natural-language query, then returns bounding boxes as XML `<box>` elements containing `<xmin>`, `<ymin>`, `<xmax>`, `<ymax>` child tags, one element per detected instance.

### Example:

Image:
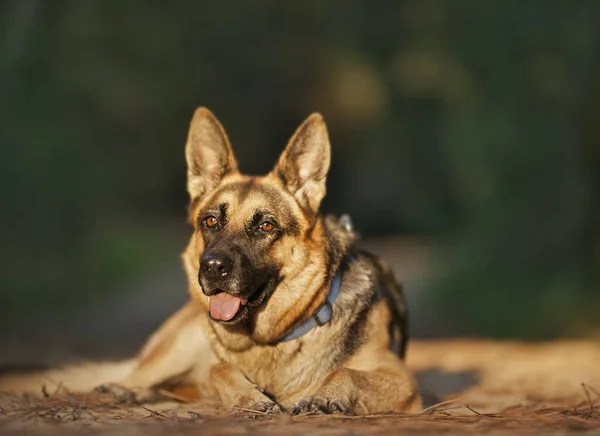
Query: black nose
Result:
<box><xmin>200</xmin><ymin>253</ymin><xmax>233</xmax><ymax>280</ymax></box>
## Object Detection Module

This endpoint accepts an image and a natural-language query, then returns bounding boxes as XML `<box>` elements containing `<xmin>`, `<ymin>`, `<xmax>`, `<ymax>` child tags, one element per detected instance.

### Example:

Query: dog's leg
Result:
<box><xmin>208</xmin><ymin>362</ymin><xmax>281</xmax><ymax>414</ymax></box>
<box><xmin>290</xmin><ymin>301</ymin><xmax>421</xmax><ymax>415</ymax></box>
<box><xmin>98</xmin><ymin>301</ymin><xmax>210</xmax><ymax>402</ymax></box>
<box><xmin>290</xmin><ymin>352</ymin><xmax>420</xmax><ymax>415</ymax></box>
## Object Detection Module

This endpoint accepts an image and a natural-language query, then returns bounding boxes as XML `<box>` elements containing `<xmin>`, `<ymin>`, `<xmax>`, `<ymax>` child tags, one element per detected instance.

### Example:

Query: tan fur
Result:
<box><xmin>340</xmin><ymin>302</ymin><xmax>421</xmax><ymax>414</ymax></box>
<box><xmin>0</xmin><ymin>108</ymin><xmax>420</xmax><ymax>415</ymax></box>
<box><xmin>0</xmin><ymin>360</ymin><xmax>135</xmax><ymax>395</ymax></box>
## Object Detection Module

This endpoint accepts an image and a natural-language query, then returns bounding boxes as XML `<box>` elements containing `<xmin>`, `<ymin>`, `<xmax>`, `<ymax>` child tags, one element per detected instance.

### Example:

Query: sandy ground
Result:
<box><xmin>1</xmin><ymin>340</ymin><xmax>599</xmax><ymax>435</ymax></box>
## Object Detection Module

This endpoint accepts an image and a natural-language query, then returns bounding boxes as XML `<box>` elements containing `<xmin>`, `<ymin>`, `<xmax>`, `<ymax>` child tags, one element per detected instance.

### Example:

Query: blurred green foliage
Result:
<box><xmin>1</xmin><ymin>0</ymin><xmax>599</xmax><ymax>337</ymax></box>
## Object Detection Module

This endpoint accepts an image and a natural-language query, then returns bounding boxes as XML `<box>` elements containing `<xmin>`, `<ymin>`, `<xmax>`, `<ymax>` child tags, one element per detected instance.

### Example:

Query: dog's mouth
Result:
<box><xmin>207</xmin><ymin>282</ymin><xmax>272</xmax><ymax>324</ymax></box>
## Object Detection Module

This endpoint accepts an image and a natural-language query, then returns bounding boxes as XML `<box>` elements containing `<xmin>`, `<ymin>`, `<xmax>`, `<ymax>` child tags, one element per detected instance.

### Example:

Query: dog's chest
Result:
<box><xmin>222</xmin><ymin>343</ymin><xmax>336</xmax><ymax>402</ymax></box>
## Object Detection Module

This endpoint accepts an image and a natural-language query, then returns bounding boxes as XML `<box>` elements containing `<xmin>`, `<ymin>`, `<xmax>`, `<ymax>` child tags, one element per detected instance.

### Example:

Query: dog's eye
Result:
<box><xmin>204</xmin><ymin>216</ymin><xmax>218</xmax><ymax>228</ymax></box>
<box><xmin>259</xmin><ymin>221</ymin><xmax>274</xmax><ymax>232</ymax></box>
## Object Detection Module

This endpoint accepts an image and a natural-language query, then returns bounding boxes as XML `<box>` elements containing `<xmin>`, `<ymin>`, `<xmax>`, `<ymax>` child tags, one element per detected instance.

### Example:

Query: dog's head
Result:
<box><xmin>183</xmin><ymin>108</ymin><xmax>333</xmax><ymax>334</ymax></box>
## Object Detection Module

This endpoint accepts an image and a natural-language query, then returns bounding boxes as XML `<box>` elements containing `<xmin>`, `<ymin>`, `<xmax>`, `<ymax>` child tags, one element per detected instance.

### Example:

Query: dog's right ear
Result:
<box><xmin>185</xmin><ymin>107</ymin><xmax>237</xmax><ymax>201</ymax></box>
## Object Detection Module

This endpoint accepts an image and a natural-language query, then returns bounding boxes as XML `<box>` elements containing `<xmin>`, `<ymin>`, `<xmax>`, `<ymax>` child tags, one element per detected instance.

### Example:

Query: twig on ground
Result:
<box><xmin>465</xmin><ymin>405</ymin><xmax>483</xmax><ymax>416</ymax></box>
<box><xmin>584</xmin><ymin>383</ymin><xmax>600</xmax><ymax>399</ymax></box>
<box><xmin>291</xmin><ymin>411</ymin><xmax>315</xmax><ymax>417</ymax></box>
<box><xmin>465</xmin><ymin>404</ymin><xmax>499</xmax><ymax>418</ymax></box>
<box><xmin>140</xmin><ymin>405</ymin><xmax>170</xmax><ymax>419</ymax></box>
<box><xmin>419</xmin><ymin>398</ymin><xmax>458</xmax><ymax>414</ymax></box>
<box><xmin>158</xmin><ymin>389</ymin><xmax>193</xmax><ymax>403</ymax></box>
<box><xmin>581</xmin><ymin>383</ymin><xmax>594</xmax><ymax>417</ymax></box>
<box><xmin>229</xmin><ymin>406</ymin><xmax>270</xmax><ymax>415</ymax></box>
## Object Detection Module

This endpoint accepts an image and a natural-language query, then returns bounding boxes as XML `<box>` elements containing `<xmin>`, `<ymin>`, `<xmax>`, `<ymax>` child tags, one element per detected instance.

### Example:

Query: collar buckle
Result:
<box><xmin>313</xmin><ymin>300</ymin><xmax>333</xmax><ymax>326</ymax></box>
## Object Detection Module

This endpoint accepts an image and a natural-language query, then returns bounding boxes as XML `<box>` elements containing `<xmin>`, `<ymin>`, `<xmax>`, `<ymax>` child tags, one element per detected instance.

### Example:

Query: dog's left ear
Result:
<box><xmin>273</xmin><ymin>113</ymin><xmax>331</xmax><ymax>214</ymax></box>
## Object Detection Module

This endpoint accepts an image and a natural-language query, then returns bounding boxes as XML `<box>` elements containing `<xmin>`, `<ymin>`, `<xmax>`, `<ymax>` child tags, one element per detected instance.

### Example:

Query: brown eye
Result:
<box><xmin>205</xmin><ymin>216</ymin><xmax>218</xmax><ymax>228</ymax></box>
<box><xmin>259</xmin><ymin>221</ymin><xmax>274</xmax><ymax>232</ymax></box>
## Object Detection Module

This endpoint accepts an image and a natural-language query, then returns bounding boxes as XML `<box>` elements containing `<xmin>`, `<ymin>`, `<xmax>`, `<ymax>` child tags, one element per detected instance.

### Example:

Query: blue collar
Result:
<box><xmin>274</xmin><ymin>269</ymin><xmax>343</xmax><ymax>343</ymax></box>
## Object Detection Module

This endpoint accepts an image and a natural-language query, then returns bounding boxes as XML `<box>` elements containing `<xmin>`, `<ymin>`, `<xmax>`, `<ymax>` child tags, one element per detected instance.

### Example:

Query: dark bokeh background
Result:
<box><xmin>1</xmin><ymin>1</ymin><xmax>599</xmax><ymax>361</ymax></box>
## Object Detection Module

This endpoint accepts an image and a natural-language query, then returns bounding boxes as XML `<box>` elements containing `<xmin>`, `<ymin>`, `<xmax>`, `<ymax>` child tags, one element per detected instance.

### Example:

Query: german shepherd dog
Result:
<box><xmin>0</xmin><ymin>108</ymin><xmax>421</xmax><ymax>415</ymax></box>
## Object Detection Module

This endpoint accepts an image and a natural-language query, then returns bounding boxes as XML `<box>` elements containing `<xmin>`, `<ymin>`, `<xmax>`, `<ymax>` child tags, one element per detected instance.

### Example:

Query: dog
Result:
<box><xmin>0</xmin><ymin>108</ymin><xmax>421</xmax><ymax>415</ymax></box>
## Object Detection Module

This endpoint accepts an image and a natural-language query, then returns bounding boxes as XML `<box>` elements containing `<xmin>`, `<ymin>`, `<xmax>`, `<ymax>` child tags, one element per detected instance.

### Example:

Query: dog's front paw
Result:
<box><xmin>290</xmin><ymin>396</ymin><xmax>313</xmax><ymax>415</ymax></box>
<box><xmin>230</xmin><ymin>394</ymin><xmax>282</xmax><ymax>416</ymax></box>
<box><xmin>290</xmin><ymin>395</ymin><xmax>353</xmax><ymax>415</ymax></box>
<box><xmin>250</xmin><ymin>400</ymin><xmax>282</xmax><ymax>415</ymax></box>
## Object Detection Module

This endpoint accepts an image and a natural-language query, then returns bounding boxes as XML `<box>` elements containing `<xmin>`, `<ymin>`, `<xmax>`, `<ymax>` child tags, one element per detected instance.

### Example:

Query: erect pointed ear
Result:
<box><xmin>185</xmin><ymin>107</ymin><xmax>237</xmax><ymax>201</ymax></box>
<box><xmin>272</xmin><ymin>113</ymin><xmax>331</xmax><ymax>214</ymax></box>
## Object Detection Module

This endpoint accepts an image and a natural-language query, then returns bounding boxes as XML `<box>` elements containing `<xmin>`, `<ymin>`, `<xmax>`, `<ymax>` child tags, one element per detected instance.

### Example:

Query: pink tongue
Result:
<box><xmin>209</xmin><ymin>293</ymin><xmax>242</xmax><ymax>321</ymax></box>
